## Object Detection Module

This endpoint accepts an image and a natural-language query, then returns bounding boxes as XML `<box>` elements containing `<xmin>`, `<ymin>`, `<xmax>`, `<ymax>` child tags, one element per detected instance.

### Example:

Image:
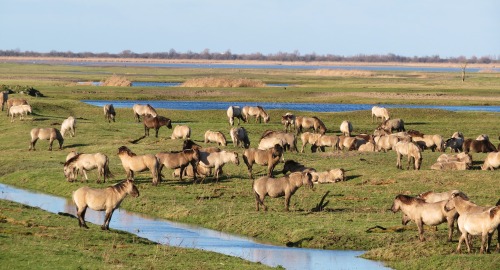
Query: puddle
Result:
<box><xmin>0</xmin><ymin>183</ymin><xmax>389</xmax><ymax>269</ymax></box>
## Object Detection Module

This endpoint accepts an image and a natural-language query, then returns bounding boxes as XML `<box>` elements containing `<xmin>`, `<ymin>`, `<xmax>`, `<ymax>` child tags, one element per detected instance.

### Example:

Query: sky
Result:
<box><xmin>1</xmin><ymin>0</ymin><xmax>499</xmax><ymax>58</ymax></box>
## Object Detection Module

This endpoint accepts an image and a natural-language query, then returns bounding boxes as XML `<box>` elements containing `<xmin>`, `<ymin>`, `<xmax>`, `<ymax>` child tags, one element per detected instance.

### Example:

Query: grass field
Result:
<box><xmin>0</xmin><ymin>61</ymin><xmax>499</xmax><ymax>269</ymax></box>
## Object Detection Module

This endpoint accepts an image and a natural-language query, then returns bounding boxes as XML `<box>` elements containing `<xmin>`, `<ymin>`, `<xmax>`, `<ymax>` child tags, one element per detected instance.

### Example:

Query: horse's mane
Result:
<box><xmin>418</xmin><ymin>191</ymin><xmax>432</xmax><ymax>198</ymax></box>
<box><xmin>496</xmin><ymin>198</ymin><xmax>500</xmax><ymax>206</ymax></box>
<box><xmin>64</xmin><ymin>153</ymin><xmax>82</xmax><ymax>166</ymax></box>
<box><xmin>118</xmin><ymin>146</ymin><xmax>136</xmax><ymax>156</ymax></box>
<box><xmin>313</xmin><ymin>116</ymin><xmax>326</xmax><ymax>129</ymax></box>
<box><xmin>260</xmin><ymin>130</ymin><xmax>276</xmax><ymax>140</ymax></box>
<box><xmin>183</xmin><ymin>139</ymin><xmax>200</xmax><ymax>150</ymax></box>
<box><xmin>490</xmin><ymin>206</ymin><xmax>499</xmax><ymax>219</ymax></box>
<box><xmin>396</xmin><ymin>194</ymin><xmax>424</xmax><ymax>205</ymax></box>
<box><xmin>111</xmin><ymin>180</ymin><xmax>129</xmax><ymax>193</ymax></box>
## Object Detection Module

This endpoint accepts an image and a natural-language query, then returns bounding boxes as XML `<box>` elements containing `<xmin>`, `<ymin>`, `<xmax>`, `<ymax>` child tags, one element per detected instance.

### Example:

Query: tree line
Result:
<box><xmin>0</xmin><ymin>49</ymin><xmax>497</xmax><ymax>64</ymax></box>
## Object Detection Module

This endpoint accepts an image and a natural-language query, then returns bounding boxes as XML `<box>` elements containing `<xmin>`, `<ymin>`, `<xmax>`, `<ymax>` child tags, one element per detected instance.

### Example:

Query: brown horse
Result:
<box><xmin>155</xmin><ymin>149</ymin><xmax>200</xmax><ymax>181</ymax></box>
<box><xmin>391</xmin><ymin>194</ymin><xmax>458</xmax><ymax>242</ymax></box>
<box><xmin>103</xmin><ymin>104</ymin><xmax>116</xmax><ymax>123</ymax></box>
<box><xmin>282</xmin><ymin>160</ymin><xmax>316</xmax><ymax>175</ymax></box>
<box><xmin>281</xmin><ymin>113</ymin><xmax>296</xmax><ymax>132</ymax></box>
<box><xmin>133</xmin><ymin>104</ymin><xmax>157</xmax><ymax>122</ymax></box>
<box><xmin>72</xmin><ymin>180</ymin><xmax>139</xmax><ymax>230</ymax></box>
<box><xmin>242</xmin><ymin>106</ymin><xmax>269</xmax><ymax>123</ymax></box>
<box><xmin>117</xmin><ymin>146</ymin><xmax>160</xmax><ymax>186</ymax></box>
<box><xmin>243</xmin><ymin>144</ymin><xmax>283</xmax><ymax>179</ymax></box>
<box><xmin>29</xmin><ymin>127</ymin><xmax>64</xmax><ymax>151</ymax></box>
<box><xmin>463</xmin><ymin>138</ymin><xmax>497</xmax><ymax>153</ymax></box>
<box><xmin>253</xmin><ymin>171</ymin><xmax>313</xmax><ymax>211</ymax></box>
<box><xmin>295</xmin><ymin>116</ymin><xmax>326</xmax><ymax>135</ymax></box>
<box><xmin>143</xmin><ymin>115</ymin><xmax>172</xmax><ymax>137</ymax></box>
<box><xmin>6</xmin><ymin>98</ymin><xmax>28</xmax><ymax>115</ymax></box>
<box><xmin>64</xmin><ymin>153</ymin><xmax>112</xmax><ymax>183</ymax></box>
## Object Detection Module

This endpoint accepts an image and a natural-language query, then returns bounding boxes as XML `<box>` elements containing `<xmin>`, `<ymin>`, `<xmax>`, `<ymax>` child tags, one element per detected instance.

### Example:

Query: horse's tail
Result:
<box><xmin>104</xmin><ymin>156</ymin><xmax>114</xmax><ymax>179</ymax></box>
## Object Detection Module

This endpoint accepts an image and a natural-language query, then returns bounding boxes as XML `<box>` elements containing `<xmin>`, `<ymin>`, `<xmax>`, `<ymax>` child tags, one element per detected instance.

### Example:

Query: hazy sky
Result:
<box><xmin>1</xmin><ymin>0</ymin><xmax>498</xmax><ymax>58</ymax></box>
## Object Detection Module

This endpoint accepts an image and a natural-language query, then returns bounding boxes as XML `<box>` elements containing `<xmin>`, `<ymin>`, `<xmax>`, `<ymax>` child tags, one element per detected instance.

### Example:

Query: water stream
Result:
<box><xmin>0</xmin><ymin>183</ymin><xmax>389</xmax><ymax>270</ymax></box>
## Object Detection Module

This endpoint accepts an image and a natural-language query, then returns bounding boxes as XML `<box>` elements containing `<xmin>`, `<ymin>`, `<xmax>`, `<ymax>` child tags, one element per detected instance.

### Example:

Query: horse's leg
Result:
<box><xmin>456</xmin><ymin>232</ymin><xmax>466</xmax><ymax>253</ymax></box>
<box><xmin>77</xmin><ymin>205</ymin><xmax>89</xmax><ymax>229</ymax></box>
<box><xmin>284</xmin><ymin>194</ymin><xmax>290</xmax><ymax>212</ymax></box>
<box><xmin>464</xmin><ymin>232</ymin><xmax>472</xmax><ymax>253</ymax></box>
<box><xmin>416</xmin><ymin>219</ymin><xmax>425</xmax><ymax>241</ymax></box>
<box><xmin>102</xmin><ymin>209</ymin><xmax>114</xmax><ymax>230</ymax></box>
<box><xmin>48</xmin><ymin>138</ymin><xmax>54</xmax><ymax>151</ymax></box>
<box><xmin>254</xmin><ymin>192</ymin><xmax>260</xmax><ymax>211</ymax></box>
<box><xmin>396</xmin><ymin>153</ymin><xmax>402</xmax><ymax>169</ymax></box>
<box><xmin>29</xmin><ymin>138</ymin><xmax>38</xmax><ymax>151</ymax></box>
<box><xmin>155</xmin><ymin>128</ymin><xmax>159</xmax><ymax>138</ymax></box>
<box><xmin>179</xmin><ymin>165</ymin><xmax>186</xmax><ymax>181</ymax></box>
<box><xmin>447</xmin><ymin>217</ymin><xmax>454</xmax><ymax>242</ymax></box>
<box><xmin>486</xmin><ymin>232</ymin><xmax>493</xmax><ymax>253</ymax></box>
<box><xmin>81</xmin><ymin>170</ymin><xmax>89</xmax><ymax>183</ymax></box>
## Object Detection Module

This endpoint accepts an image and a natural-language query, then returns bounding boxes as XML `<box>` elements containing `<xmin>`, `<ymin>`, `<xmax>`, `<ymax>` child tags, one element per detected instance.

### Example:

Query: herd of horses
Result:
<box><xmin>4</xmin><ymin>92</ymin><xmax>499</xmax><ymax>254</ymax></box>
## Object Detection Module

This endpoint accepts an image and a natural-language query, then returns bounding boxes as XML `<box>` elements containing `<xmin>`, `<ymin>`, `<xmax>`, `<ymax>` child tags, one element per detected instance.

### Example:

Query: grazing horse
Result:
<box><xmin>143</xmin><ymin>115</ymin><xmax>172</xmax><ymax>137</ymax></box>
<box><xmin>243</xmin><ymin>144</ymin><xmax>283</xmax><ymax>179</ymax></box>
<box><xmin>340</xmin><ymin>120</ymin><xmax>353</xmax><ymax>137</ymax></box>
<box><xmin>445</xmin><ymin>192</ymin><xmax>500</xmax><ymax>253</ymax></box>
<box><xmin>242</xmin><ymin>106</ymin><xmax>270</xmax><ymax>123</ymax></box>
<box><xmin>171</xmin><ymin>125</ymin><xmax>191</xmax><ymax>140</ymax></box>
<box><xmin>282</xmin><ymin>160</ymin><xmax>316</xmax><ymax>175</ymax></box>
<box><xmin>6</xmin><ymin>98</ymin><xmax>28</xmax><ymax>116</ymax></box>
<box><xmin>463</xmin><ymin>138</ymin><xmax>497</xmax><ymax>153</ymax></box>
<box><xmin>227</xmin><ymin>106</ymin><xmax>246</xmax><ymax>126</ymax></box>
<box><xmin>374</xmin><ymin>134</ymin><xmax>400</xmax><ymax>152</ymax></box>
<box><xmin>117</xmin><ymin>146</ymin><xmax>160</xmax><ymax>186</ymax></box>
<box><xmin>300</xmin><ymin>132</ymin><xmax>322</xmax><ymax>153</ymax></box>
<box><xmin>253</xmin><ymin>171</ymin><xmax>313</xmax><ymax>211</ymax></box>
<box><xmin>371</xmin><ymin>106</ymin><xmax>390</xmax><ymax>123</ymax></box>
<box><xmin>0</xmin><ymin>91</ymin><xmax>7</xmax><ymax>111</ymax></box>
<box><xmin>412</xmin><ymin>134</ymin><xmax>445</xmax><ymax>152</ymax></box>
<box><xmin>395</xmin><ymin>141</ymin><xmax>422</xmax><ymax>170</ymax></box>
<box><xmin>9</xmin><ymin>104</ymin><xmax>32</xmax><ymax>122</ymax></box>
<box><xmin>199</xmin><ymin>150</ymin><xmax>239</xmax><ymax>182</ymax></box>
<box><xmin>418</xmin><ymin>190</ymin><xmax>463</xmax><ymax>203</ymax></box>
<box><xmin>29</xmin><ymin>127</ymin><xmax>64</xmax><ymax>151</ymax></box>
<box><xmin>103</xmin><ymin>104</ymin><xmax>116</xmax><ymax>123</ymax></box>
<box><xmin>260</xmin><ymin>130</ymin><xmax>297</xmax><ymax>152</ymax></box>
<box><xmin>64</xmin><ymin>153</ymin><xmax>112</xmax><ymax>183</ymax></box>
<box><xmin>378</xmin><ymin>118</ymin><xmax>405</xmax><ymax>132</ymax></box>
<box><xmin>204</xmin><ymin>130</ymin><xmax>227</xmax><ymax>146</ymax></box>
<box><xmin>61</xmin><ymin>116</ymin><xmax>76</xmax><ymax>138</ymax></box>
<box><xmin>230</xmin><ymin>127</ymin><xmax>250</xmax><ymax>148</ymax></box>
<box><xmin>133</xmin><ymin>104</ymin><xmax>157</xmax><ymax>122</ymax></box>
<box><xmin>155</xmin><ymin>149</ymin><xmax>200</xmax><ymax>181</ymax></box>
<box><xmin>295</xmin><ymin>116</ymin><xmax>327</xmax><ymax>135</ymax></box>
<box><xmin>313</xmin><ymin>134</ymin><xmax>340</xmax><ymax>152</ymax></box>
<box><xmin>72</xmin><ymin>180</ymin><xmax>139</xmax><ymax>230</ymax></box>
<box><xmin>281</xmin><ymin>113</ymin><xmax>296</xmax><ymax>132</ymax></box>
<box><xmin>391</xmin><ymin>194</ymin><xmax>458</xmax><ymax>242</ymax></box>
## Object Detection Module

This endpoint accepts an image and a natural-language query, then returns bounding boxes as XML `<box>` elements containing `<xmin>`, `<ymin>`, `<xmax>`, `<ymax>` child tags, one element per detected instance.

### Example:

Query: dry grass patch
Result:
<box><xmin>101</xmin><ymin>74</ymin><xmax>132</xmax><ymax>86</ymax></box>
<box><xmin>181</xmin><ymin>77</ymin><xmax>266</xmax><ymax>87</ymax></box>
<box><xmin>313</xmin><ymin>69</ymin><xmax>375</xmax><ymax>77</ymax></box>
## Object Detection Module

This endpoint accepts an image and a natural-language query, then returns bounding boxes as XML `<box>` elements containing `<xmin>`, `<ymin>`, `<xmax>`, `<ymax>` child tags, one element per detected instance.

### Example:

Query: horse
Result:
<box><xmin>395</xmin><ymin>141</ymin><xmax>422</xmax><ymax>170</ymax></box>
<box><xmin>378</xmin><ymin>118</ymin><xmax>405</xmax><ymax>132</ymax></box>
<box><xmin>260</xmin><ymin>130</ymin><xmax>297</xmax><ymax>152</ymax></box>
<box><xmin>358</xmin><ymin>141</ymin><xmax>376</xmax><ymax>152</ymax></box>
<box><xmin>103</xmin><ymin>104</ymin><xmax>116</xmax><ymax>123</ymax></box>
<box><xmin>72</xmin><ymin>180</ymin><xmax>139</xmax><ymax>230</ymax></box>
<box><xmin>117</xmin><ymin>146</ymin><xmax>160</xmax><ymax>186</ymax></box>
<box><xmin>374</xmin><ymin>134</ymin><xmax>400</xmax><ymax>152</ymax></box>
<box><xmin>282</xmin><ymin>160</ymin><xmax>316</xmax><ymax>175</ymax></box>
<box><xmin>64</xmin><ymin>153</ymin><xmax>112</xmax><ymax>183</ymax></box>
<box><xmin>444</xmin><ymin>137</ymin><xmax>464</xmax><ymax>153</ymax></box>
<box><xmin>338</xmin><ymin>136</ymin><xmax>358</xmax><ymax>151</ymax></box>
<box><xmin>340</xmin><ymin>120</ymin><xmax>353</xmax><ymax>137</ymax></box>
<box><xmin>253</xmin><ymin>171</ymin><xmax>313</xmax><ymax>211</ymax></box>
<box><xmin>463</xmin><ymin>138</ymin><xmax>497</xmax><ymax>153</ymax></box>
<box><xmin>198</xmin><ymin>150</ymin><xmax>239</xmax><ymax>182</ymax></box>
<box><xmin>243</xmin><ymin>144</ymin><xmax>283</xmax><ymax>179</ymax></box>
<box><xmin>482</xmin><ymin>152</ymin><xmax>500</xmax><ymax>170</ymax></box>
<box><xmin>411</xmin><ymin>134</ymin><xmax>445</xmax><ymax>152</ymax></box>
<box><xmin>6</xmin><ymin>98</ymin><xmax>28</xmax><ymax>115</ymax></box>
<box><xmin>371</xmin><ymin>106</ymin><xmax>390</xmax><ymax>123</ymax></box>
<box><xmin>311</xmin><ymin>169</ymin><xmax>345</xmax><ymax>183</ymax></box>
<box><xmin>171</xmin><ymin>125</ymin><xmax>191</xmax><ymax>140</ymax></box>
<box><xmin>436</xmin><ymin>152</ymin><xmax>472</xmax><ymax>167</ymax></box>
<box><xmin>391</xmin><ymin>194</ymin><xmax>458</xmax><ymax>242</ymax></box>
<box><xmin>300</xmin><ymin>132</ymin><xmax>322</xmax><ymax>153</ymax></box>
<box><xmin>155</xmin><ymin>149</ymin><xmax>200</xmax><ymax>182</ymax></box>
<box><xmin>204</xmin><ymin>130</ymin><xmax>227</xmax><ymax>146</ymax></box>
<box><xmin>230</xmin><ymin>127</ymin><xmax>250</xmax><ymax>148</ymax></box>
<box><xmin>444</xmin><ymin>192</ymin><xmax>500</xmax><ymax>253</ymax></box>
<box><xmin>0</xmin><ymin>91</ymin><xmax>7</xmax><ymax>111</ymax></box>
<box><xmin>418</xmin><ymin>190</ymin><xmax>463</xmax><ymax>203</ymax></box>
<box><xmin>242</xmin><ymin>106</ymin><xmax>269</xmax><ymax>123</ymax></box>
<box><xmin>9</xmin><ymin>104</ymin><xmax>32</xmax><ymax>122</ymax></box>
<box><xmin>29</xmin><ymin>128</ymin><xmax>64</xmax><ymax>151</ymax></box>
<box><xmin>133</xmin><ymin>104</ymin><xmax>157</xmax><ymax>122</ymax></box>
<box><xmin>61</xmin><ymin>116</ymin><xmax>76</xmax><ymax>138</ymax></box>
<box><xmin>143</xmin><ymin>115</ymin><xmax>172</xmax><ymax>137</ymax></box>
<box><xmin>295</xmin><ymin>116</ymin><xmax>326</xmax><ymax>135</ymax></box>
<box><xmin>313</xmin><ymin>134</ymin><xmax>339</xmax><ymax>152</ymax></box>
<box><xmin>281</xmin><ymin>113</ymin><xmax>296</xmax><ymax>132</ymax></box>
<box><xmin>227</xmin><ymin>106</ymin><xmax>246</xmax><ymax>126</ymax></box>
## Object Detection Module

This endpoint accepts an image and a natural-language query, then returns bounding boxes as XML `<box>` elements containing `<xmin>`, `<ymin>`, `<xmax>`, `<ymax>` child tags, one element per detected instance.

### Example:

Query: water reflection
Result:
<box><xmin>0</xmin><ymin>183</ymin><xmax>389</xmax><ymax>269</ymax></box>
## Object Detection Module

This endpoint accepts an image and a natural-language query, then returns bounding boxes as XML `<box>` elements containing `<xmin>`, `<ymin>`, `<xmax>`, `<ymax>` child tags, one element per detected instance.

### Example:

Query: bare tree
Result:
<box><xmin>461</xmin><ymin>62</ymin><xmax>468</xmax><ymax>82</ymax></box>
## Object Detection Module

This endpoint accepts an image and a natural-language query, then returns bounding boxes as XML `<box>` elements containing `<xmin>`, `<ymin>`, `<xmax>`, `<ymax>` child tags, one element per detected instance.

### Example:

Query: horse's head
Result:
<box><xmin>303</xmin><ymin>172</ymin><xmax>314</xmax><ymax>189</ymax></box>
<box><xmin>118</xmin><ymin>146</ymin><xmax>134</xmax><ymax>156</ymax></box>
<box><xmin>232</xmin><ymin>152</ymin><xmax>240</xmax><ymax>165</ymax></box>
<box><xmin>125</xmin><ymin>180</ymin><xmax>140</xmax><ymax>197</ymax></box>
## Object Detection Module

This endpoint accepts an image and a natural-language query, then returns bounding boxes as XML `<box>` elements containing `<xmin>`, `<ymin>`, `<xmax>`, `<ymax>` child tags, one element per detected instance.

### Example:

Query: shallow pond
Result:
<box><xmin>84</xmin><ymin>100</ymin><xmax>500</xmax><ymax>113</ymax></box>
<box><xmin>0</xmin><ymin>183</ymin><xmax>389</xmax><ymax>270</ymax></box>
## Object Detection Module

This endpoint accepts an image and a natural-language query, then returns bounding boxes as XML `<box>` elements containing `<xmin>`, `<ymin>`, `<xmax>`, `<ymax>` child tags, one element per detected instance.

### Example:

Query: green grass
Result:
<box><xmin>0</xmin><ymin>62</ymin><xmax>499</xmax><ymax>269</ymax></box>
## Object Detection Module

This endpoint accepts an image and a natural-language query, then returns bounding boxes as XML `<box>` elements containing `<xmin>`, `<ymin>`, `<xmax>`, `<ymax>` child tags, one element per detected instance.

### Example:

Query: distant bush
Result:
<box><xmin>1</xmin><ymin>84</ymin><xmax>44</xmax><ymax>97</ymax></box>
<box><xmin>101</xmin><ymin>74</ymin><xmax>132</xmax><ymax>87</ymax></box>
<box><xmin>181</xmin><ymin>77</ymin><xmax>266</xmax><ymax>87</ymax></box>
